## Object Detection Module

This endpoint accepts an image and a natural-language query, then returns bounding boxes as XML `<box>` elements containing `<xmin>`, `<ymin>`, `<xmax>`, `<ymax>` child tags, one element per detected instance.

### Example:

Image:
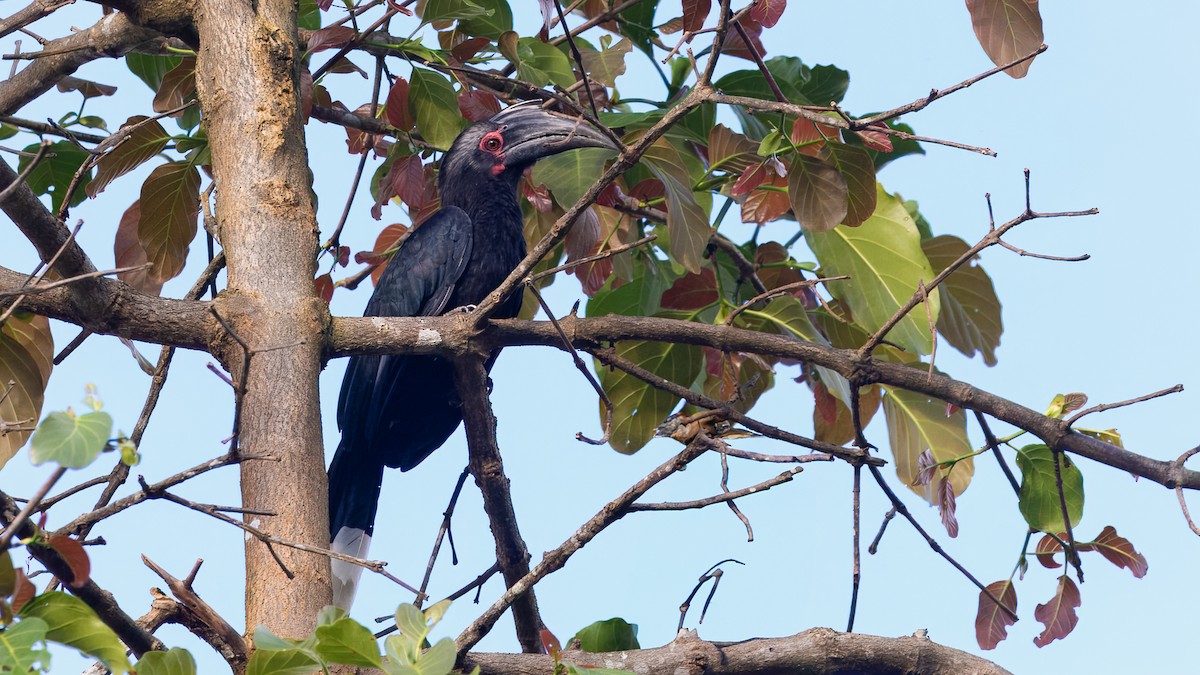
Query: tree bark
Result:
<box><xmin>192</xmin><ymin>0</ymin><xmax>330</xmax><ymax>641</ymax></box>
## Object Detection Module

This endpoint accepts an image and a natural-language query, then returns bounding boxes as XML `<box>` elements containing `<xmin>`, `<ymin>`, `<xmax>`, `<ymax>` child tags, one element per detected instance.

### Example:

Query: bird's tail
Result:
<box><xmin>328</xmin><ymin>443</ymin><xmax>386</xmax><ymax>609</ymax></box>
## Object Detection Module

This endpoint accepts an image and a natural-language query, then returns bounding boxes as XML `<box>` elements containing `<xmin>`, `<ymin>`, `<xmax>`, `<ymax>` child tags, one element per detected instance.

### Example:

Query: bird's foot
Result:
<box><xmin>451</xmin><ymin>304</ymin><xmax>478</xmax><ymax>314</ymax></box>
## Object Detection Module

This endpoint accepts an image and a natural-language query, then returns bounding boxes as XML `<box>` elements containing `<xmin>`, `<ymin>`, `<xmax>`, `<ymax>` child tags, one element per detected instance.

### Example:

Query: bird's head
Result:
<box><xmin>439</xmin><ymin>103</ymin><xmax>617</xmax><ymax>193</ymax></box>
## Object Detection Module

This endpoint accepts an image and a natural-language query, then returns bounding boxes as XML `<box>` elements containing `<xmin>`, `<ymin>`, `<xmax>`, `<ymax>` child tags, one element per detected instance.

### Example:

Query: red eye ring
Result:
<box><xmin>480</xmin><ymin>130</ymin><xmax>504</xmax><ymax>154</ymax></box>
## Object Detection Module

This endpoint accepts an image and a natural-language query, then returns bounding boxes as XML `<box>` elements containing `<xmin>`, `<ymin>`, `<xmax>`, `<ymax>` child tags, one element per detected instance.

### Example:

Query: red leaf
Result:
<box><xmin>522</xmin><ymin>179</ymin><xmax>554</xmax><ymax>213</ymax></box>
<box><xmin>564</xmin><ymin>206</ymin><xmax>601</xmax><ymax>262</ymax></box>
<box><xmin>451</xmin><ymin>37</ymin><xmax>492</xmax><ymax>63</ymax></box>
<box><xmin>682</xmin><ymin>0</ymin><xmax>711</xmax><ymax>32</ymax></box>
<box><xmin>1035</xmin><ymin>533</ymin><xmax>1064</xmax><ymax>569</ymax></box>
<box><xmin>628</xmin><ymin>179</ymin><xmax>665</xmax><ymax>207</ymax></box>
<box><xmin>854</xmin><ymin>123</ymin><xmax>893</xmax><ymax>152</ymax></box>
<box><xmin>975</xmin><ymin>580</ymin><xmax>1018</xmax><ymax>650</ymax></box>
<box><xmin>790</xmin><ymin>117</ymin><xmax>841</xmax><ymax>155</ymax></box>
<box><xmin>1086</xmin><ymin>525</ymin><xmax>1148</xmax><ymax>578</ymax></box>
<box><xmin>965</xmin><ymin>0</ymin><xmax>1043</xmax><ymax>79</ymax></box>
<box><xmin>661</xmin><ymin>268</ymin><xmax>718</xmax><ymax>310</ymax></box>
<box><xmin>541</xmin><ymin>628</ymin><xmax>562</xmax><ymax>658</ymax></box>
<box><xmin>11</xmin><ymin>568</ymin><xmax>34</xmax><ymax>614</ymax></box>
<box><xmin>721</xmin><ymin>17</ymin><xmax>765</xmax><ymax>61</ymax></box>
<box><xmin>114</xmin><ymin>200</ymin><xmax>165</xmax><ymax>296</ymax></box>
<box><xmin>938</xmin><ymin>477</ymin><xmax>959</xmax><ymax>538</ymax></box>
<box><xmin>56</xmin><ymin>76</ymin><xmax>117</xmax><ymax>99</ymax></box>
<box><xmin>47</xmin><ymin>535</ymin><xmax>90</xmax><ymax>588</ymax></box>
<box><xmin>337</xmin><ymin>246</ymin><xmax>351</xmax><ymax>267</ymax></box>
<box><xmin>307</xmin><ymin>26</ymin><xmax>356</xmax><ymax>53</ymax></box>
<box><xmin>385</xmin><ymin>77</ymin><xmax>412</xmax><ymax>130</ymax></box>
<box><xmin>754</xmin><ymin>242</ymin><xmax>804</xmax><ymax>293</ymax></box>
<box><xmin>458</xmin><ymin>90</ymin><xmax>502</xmax><ymax>122</ymax></box>
<box><xmin>369</xmin><ymin>224</ymin><xmax>410</xmax><ymax>285</ymax></box>
<box><xmin>813</xmin><ymin>379</ymin><xmax>838</xmax><ymax>426</ymax></box>
<box><xmin>372</xmin><ymin>154</ymin><xmax>426</xmax><ymax>220</ymax></box>
<box><xmin>1033</xmin><ymin>576</ymin><xmax>1081</xmax><ymax>648</ymax></box>
<box><xmin>739</xmin><ymin>172</ymin><xmax>789</xmax><ymax>224</ymax></box>
<box><xmin>730</xmin><ymin>162</ymin><xmax>768</xmax><ymax>197</ymax></box>
<box><xmin>915</xmin><ymin>449</ymin><xmax>936</xmax><ymax>486</ymax></box>
<box><xmin>314</xmin><ymin>273</ymin><xmax>334</xmax><ymax>302</ymax></box>
<box><xmin>749</xmin><ymin>0</ymin><xmax>786</xmax><ymax>28</ymax></box>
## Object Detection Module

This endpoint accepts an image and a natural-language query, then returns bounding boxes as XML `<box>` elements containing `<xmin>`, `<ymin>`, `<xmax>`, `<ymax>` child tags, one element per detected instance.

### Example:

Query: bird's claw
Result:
<box><xmin>453</xmin><ymin>304</ymin><xmax>478</xmax><ymax>314</ymax></box>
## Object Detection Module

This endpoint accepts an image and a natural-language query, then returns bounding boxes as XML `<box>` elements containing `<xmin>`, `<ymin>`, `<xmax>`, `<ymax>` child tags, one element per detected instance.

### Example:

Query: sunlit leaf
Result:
<box><xmin>514</xmin><ymin>37</ymin><xmax>575</xmax><ymax>88</ymax></box>
<box><xmin>315</xmin><ymin>617</ymin><xmax>384</xmax><ymax>668</ymax></box>
<box><xmin>0</xmin><ymin>313</ymin><xmax>53</xmax><ymax>469</ymax></box>
<box><xmin>922</xmin><ymin>235</ymin><xmax>1002</xmax><ymax>365</ymax></box>
<box><xmin>965</xmin><ymin>0</ymin><xmax>1043</xmax><ymax>78</ymax></box>
<box><xmin>139</xmin><ymin>161</ymin><xmax>201</xmax><ymax>284</ymax></box>
<box><xmin>246</xmin><ymin>648</ymin><xmax>321</xmax><ymax>675</ymax></box>
<box><xmin>881</xmin><ymin>386</ymin><xmax>974</xmax><ymax>503</ymax></box>
<box><xmin>750</xmin><ymin>0</ymin><xmax>786</xmax><ymax>27</ymax></box>
<box><xmin>20</xmin><ymin>592</ymin><xmax>132</xmax><ymax>673</ymax></box>
<box><xmin>572</xmin><ymin>617</ymin><xmax>640</xmax><ymax>652</ymax></box>
<box><xmin>137</xmin><ymin>647</ymin><xmax>197</xmax><ymax>675</ymax></box>
<box><xmin>1033</xmin><ymin>576</ymin><xmax>1080</xmax><ymax>647</ymax></box>
<box><xmin>739</xmin><ymin>172</ymin><xmax>790</xmax><ymax>225</ymax></box>
<box><xmin>807</xmin><ymin>186</ymin><xmax>939</xmax><ymax>354</ymax></box>
<box><xmin>29</xmin><ymin>410</ymin><xmax>112</xmax><ymax>469</ymax></box>
<box><xmin>1035</xmin><ymin>533</ymin><xmax>1063</xmax><ymax>569</ymax></box>
<box><xmin>0</xmin><ymin>616</ymin><xmax>49</xmax><ymax>672</ymax></box>
<box><xmin>1015</xmin><ymin>443</ymin><xmax>1084</xmax><ymax>533</ymax></box>
<box><xmin>975</xmin><ymin>580</ymin><xmax>1017</xmax><ymax>650</ymax></box>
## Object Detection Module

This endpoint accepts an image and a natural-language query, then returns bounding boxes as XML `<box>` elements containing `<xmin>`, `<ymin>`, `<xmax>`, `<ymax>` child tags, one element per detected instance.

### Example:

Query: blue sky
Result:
<box><xmin>2</xmin><ymin>2</ymin><xmax>1197</xmax><ymax>673</ymax></box>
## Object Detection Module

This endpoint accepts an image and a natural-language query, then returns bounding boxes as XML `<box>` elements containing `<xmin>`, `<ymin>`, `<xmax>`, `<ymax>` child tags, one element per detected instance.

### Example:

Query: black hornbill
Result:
<box><xmin>328</xmin><ymin>104</ymin><xmax>616</xmax><ymax>607</ymax></box>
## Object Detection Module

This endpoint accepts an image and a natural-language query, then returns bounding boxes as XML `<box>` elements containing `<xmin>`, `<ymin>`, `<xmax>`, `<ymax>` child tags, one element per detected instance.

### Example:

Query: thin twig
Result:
<box><xmin>868</xmin><ymin>506</ymin><xmax>897</xmax><ymax>555</ymax></box>
<box><xmin>417</xmin><ymin>467</ymin><xmax>471</xmax><ymax>609</ymax></box>
<box><xmin>628</xmin><ymin>467</ymin><xmax>801</xmax><ymax>511</ymax></box>
<box><xmin>847</xmin><ymin>464</ymin><xmax>862</xmax><ymax>632</ymax></box>
<box><xmin>1064</xmin><ymin>384</ymin><xmax>1184</xmax><ymax>426</ymax></box>
<box><xmin>0</xmin><ymin>466</ymin><xmax>66</xmax><ymax>550</ymax></box>
<box><xmin>527</xmin><ymin>234</ymin><xmax>656</xmax><ymax>282</ymax></box>
<box><xmin>974</xmin><ymin>411</ymin><xmax>1020</xmax><ymax>496</ymax></box>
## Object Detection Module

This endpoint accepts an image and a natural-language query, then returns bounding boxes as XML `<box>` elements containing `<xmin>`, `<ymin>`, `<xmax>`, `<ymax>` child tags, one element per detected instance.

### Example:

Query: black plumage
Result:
<box><xmin>328</xmin><ymin>104</ymin><xmax>615</xmax><ymax>606</ymax></box>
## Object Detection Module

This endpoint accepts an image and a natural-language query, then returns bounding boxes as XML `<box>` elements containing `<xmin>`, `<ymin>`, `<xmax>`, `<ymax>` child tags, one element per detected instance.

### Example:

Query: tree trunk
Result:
<box><xmin>193</xmin><ymin>0</ymin><xmax>330</xmax><ymax>641</ymax></box>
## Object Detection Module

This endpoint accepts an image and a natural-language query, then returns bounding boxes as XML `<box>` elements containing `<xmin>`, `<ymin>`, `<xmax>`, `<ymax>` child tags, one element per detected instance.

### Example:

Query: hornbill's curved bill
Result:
<box><xmin>328</xmin><ymin>104</ymin><xmax>617</xmax><ymax>608</ymax></box>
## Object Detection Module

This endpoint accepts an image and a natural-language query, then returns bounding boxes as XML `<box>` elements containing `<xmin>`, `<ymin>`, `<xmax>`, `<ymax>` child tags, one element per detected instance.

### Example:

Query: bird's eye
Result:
<box><xmin>479</xmin><ymin>131</ymin><xmax>504</xmax><ymax>154</ymax></box>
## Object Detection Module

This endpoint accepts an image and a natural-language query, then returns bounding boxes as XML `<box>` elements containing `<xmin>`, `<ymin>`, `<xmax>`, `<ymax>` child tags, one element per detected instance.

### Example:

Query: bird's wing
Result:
<box><xmin>336</xmin><ymin>206</ymin><xmax>473</xmax><ymax>440</ymax></box>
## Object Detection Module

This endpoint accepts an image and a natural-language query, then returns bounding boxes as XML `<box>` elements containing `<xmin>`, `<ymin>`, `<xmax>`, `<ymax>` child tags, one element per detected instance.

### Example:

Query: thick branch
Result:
<box><xmin>461</xmin><ymin>629</ymin><xmax>1010</xmax><ymax>675</ymax></box>
<box><xmin>452</xmin><ymin>356</ymin><xmax>543</xmax><ymax>652</ymax></box>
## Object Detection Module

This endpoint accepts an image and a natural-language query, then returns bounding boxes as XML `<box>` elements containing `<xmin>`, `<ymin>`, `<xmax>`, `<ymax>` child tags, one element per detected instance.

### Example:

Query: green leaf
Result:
<box><xmin>20</xmin><ymin>592</ymin><xmax>132</xmax><ymax>673</ymax></box>
<box><xmin>409</xmin><ymin>69</ymin><xmax>466</xmax><ymax>150</ymax></box>
<box><xmin>739</xmin><ymin>295</ymin><xmax>850</xmax><ymax>405</ymax></box>
<box><xmin>246</xmin><ymin>648</ymin><xmax>321</xmax><ymax>675</ymax></box>
<box><xmin>252</xmin><ymin>625</ymin><xmax>300</xmax><ymax>651</ymax></box>
<box><xmin>1015</xmin><ymin>444</ymin><xmax>1084</xmax><ymax>532</ymax></box>
<box><xmin>598</xmin><ymin>337</ymin><xmax>703</xmax><ymax>454</ymax></box>
<box><xmin>87</xmin><ymin>116</ymin><xmax>172</xmax><ymax>197</ymax></box>
<box><xmin>532</xmin><ymin>147</ymin><xmax>616</xmax><ymax>210</ymax></box>
<box><xmin>413</xmin><ymin>638</ymin><xmax>456</xmax><ymax>675</ymax></box>
<box><xmin>788</xmin><ymin>154</ymin><xmax>847</xmax><ymax>233</ymax></box>
<box><xmin>715</xmin><ymin>57</ymin><xmax>848</xmax><ymax>106</ymax></box>
<box><xmin>572</xmin><ymin>618</ymin><xmax>640</xmax><ymax>652</ymax></box>
<box><xmin>29</xmin><ymin>410</ymin><xmax>113</xmax><ymax>469</ymax></box>
<box><xmin>0</xmin><ymin>123</ymin><xmax>17</xmax><ymax>140</ymax></box>
<box><xmin>881</xmin><ymin>387</ymin><xmax>974</xmax><ymax>503</ymax></box>
<box><xmin>922</xmin><ymin>235</ymin><xmax>1002</xmax><ymax>366</ymax></box>
<box><xmin>579</xmin><ymin>38</ymin><xmax>632</xmax><ymax>87</ymax></box>
<box><xmin>807</xmin><ymin>185</ymin><xmax>939</xmax><ymax>354</ymax></box>
<box><xmin>316</xmin><ymin>617</ymin><xmax>383</xmax><ymax>668</ymax></box>
<box><xmin>298</xmin><ymin>0</ymin><xmax>322</xmax><ymax>30</ymax></box>
<box><xmin>422</xmin><ymin>0</ymin><xmax>491</xmax><ymax>24</ymax></box>
<box><xmin>459</xmin><ymin>0</ymin><xmax>511</xmax><ymax>37</ymax></box>
<box><xmin>0</xmin><ymin>617</ymin><xmax>50</xmax><ymax>672</ymax></box>
<box><xmin>620</xmin><ymin>0</ymin><xmax>659</xmax><ymax>57</ymax></box>
<box><xmin>126</xmin><ymin>54</ymin><xmax>185</xmax><ymax>92</ymax></box>
<box><xmin>139</xmin><ymin>161</ymin><xmax>202</xmax><ymax>284</ymax></box>
<box><xmin>0</xmin><ymin>314</ymin><xmax>52</xmax><ymax>469</ymax></box>
<box><xmin>587</xmin><ymin>266</ymin><xmax>672</xmax><ymax>319</ymax></box>
<box><xmin>515</xmin><ymin>38</ymin><xmax>574</xmax><ymax>88</ymax></box>
<box><xmin>18</xmin><ymin>141</ymin><xmax>91</xmax><ymax>212</ymax></box>
<box><xmin>137</xmin><ymin>648</ymin><xmax>197</xmax><ymax>675</ymax></box>
<box><xmin>642</xmin><ymin>139</ymin><xmax>710</xmax><ymax>274</ymax></box>
<box><xmin>0</xmin><ymin>550</ymin><xmax>15</xmax><ymax>597</ymax></box>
